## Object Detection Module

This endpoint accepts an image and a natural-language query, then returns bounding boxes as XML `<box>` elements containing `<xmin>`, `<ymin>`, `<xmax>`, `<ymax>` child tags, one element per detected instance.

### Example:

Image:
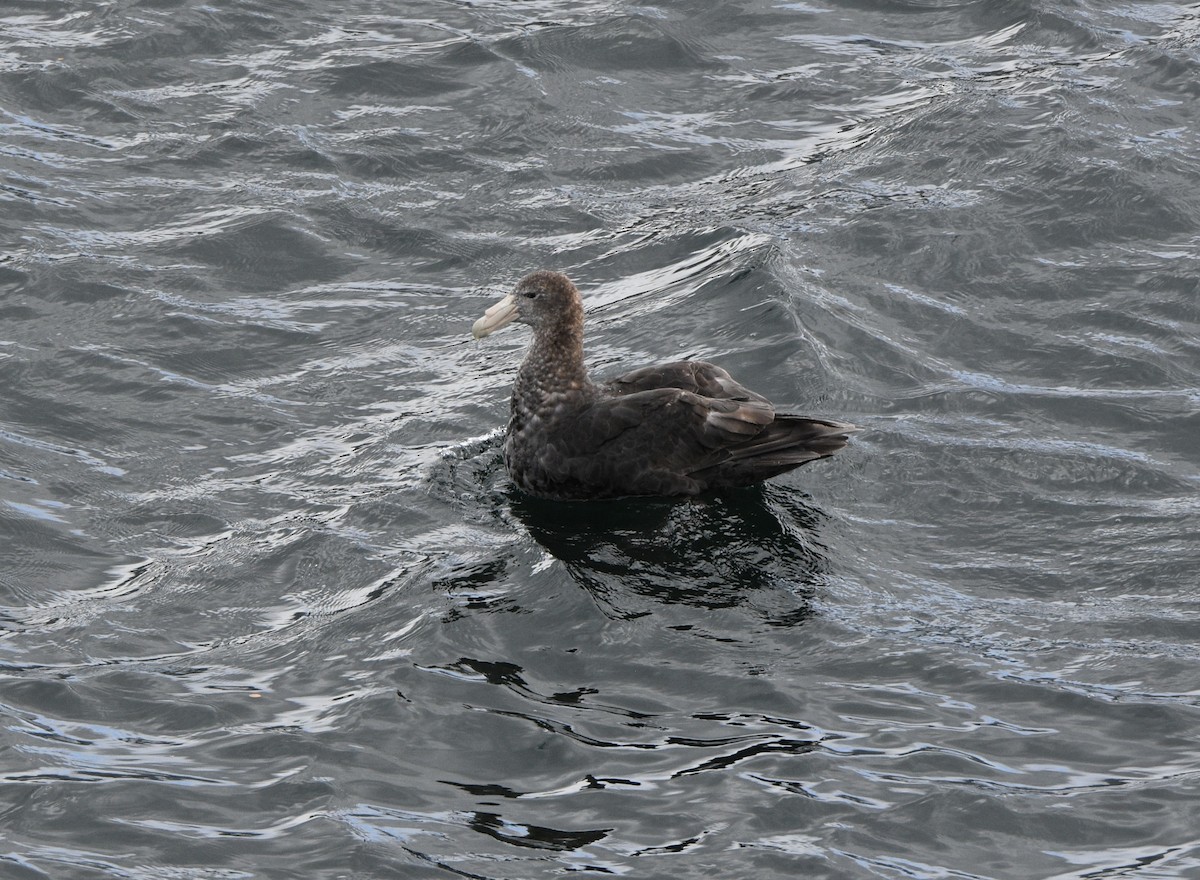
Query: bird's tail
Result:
<box><xmin>693</xmin><ymin>416</ymin><xmax>859</xmax><ymax>487</ymax></box>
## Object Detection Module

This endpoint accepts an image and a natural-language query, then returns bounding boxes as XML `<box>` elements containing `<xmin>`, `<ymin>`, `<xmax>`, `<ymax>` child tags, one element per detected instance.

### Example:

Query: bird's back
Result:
<box><xmin>503</xmin><ymin>358</ymin><xmax>855</xmax><ymax>500</ymax></box>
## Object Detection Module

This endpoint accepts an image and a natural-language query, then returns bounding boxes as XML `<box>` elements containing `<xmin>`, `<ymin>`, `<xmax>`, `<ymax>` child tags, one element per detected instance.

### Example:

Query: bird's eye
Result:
<box><xmin>522</xmin><ymin>290</ymin><xmax>538</xmax><ymax>299</ymax></box>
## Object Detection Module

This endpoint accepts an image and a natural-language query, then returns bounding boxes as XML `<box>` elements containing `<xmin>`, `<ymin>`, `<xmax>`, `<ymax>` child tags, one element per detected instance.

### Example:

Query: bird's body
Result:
<box><xmin>473</xmin><ymin>270</ymin><xmax>857</xmax><ymax>501</ymax></box>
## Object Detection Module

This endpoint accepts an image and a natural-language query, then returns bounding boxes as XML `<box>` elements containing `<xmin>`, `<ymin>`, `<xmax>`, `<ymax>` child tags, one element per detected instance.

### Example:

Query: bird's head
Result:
<box><xmin>472</xmin><ymin>270</ymin><xmax>583</xmax><ymax>339</ymax></box>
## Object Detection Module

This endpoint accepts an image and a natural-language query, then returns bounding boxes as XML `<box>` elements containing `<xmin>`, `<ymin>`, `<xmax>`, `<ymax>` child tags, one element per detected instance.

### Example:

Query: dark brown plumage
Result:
<box><xmin>472</xmin><ymin>270</ymin><xmax>857</xmax><ymax>500</ymax></box>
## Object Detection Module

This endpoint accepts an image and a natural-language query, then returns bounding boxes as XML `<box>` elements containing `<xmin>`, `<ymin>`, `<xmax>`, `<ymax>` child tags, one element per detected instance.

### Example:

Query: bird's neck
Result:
<box><xmin>515</xmin><ymin>320</ymin><xmax>593</xmax><ymax>406</ymax></box>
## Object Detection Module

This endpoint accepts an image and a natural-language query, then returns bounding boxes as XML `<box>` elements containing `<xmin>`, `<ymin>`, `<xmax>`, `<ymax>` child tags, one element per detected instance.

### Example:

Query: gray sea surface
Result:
<box><xmin>2</xmin><ymin>1</ymin><xmax>1199</xmax><ymax>878</ymax></box>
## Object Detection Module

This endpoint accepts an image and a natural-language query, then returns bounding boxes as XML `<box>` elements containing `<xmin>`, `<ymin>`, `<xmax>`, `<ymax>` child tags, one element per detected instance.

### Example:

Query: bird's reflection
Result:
<box><xmin>508</xmin><ymin>484</ymin><xmax>829</xmax><ymax>624</ymax></box>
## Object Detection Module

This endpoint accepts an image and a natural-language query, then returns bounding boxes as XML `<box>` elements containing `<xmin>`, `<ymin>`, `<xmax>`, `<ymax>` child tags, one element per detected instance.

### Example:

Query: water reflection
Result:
<box><xmin>509</xmin><ymin>485</ymin><xmax>828</xmax><ymax>623</ymax></box>
<box><xmin>469</xmin><ymin>811</ymin><xmax>609</xmax><ymax>852</ymax></box>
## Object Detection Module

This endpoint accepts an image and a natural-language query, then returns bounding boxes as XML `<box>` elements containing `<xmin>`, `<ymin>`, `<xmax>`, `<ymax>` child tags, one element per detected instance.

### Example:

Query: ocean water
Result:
<box><xmin>2</xmin><ymin>1</ymin><xmax>1199</xmax><ymax>877</ymax></box>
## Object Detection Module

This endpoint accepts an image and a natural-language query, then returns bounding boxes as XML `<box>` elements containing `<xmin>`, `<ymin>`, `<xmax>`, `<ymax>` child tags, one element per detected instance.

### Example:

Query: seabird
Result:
<box><xmin>473</xmin><ymin>270</ymin><xmax>857</xmax><ymax>500</ymax></box>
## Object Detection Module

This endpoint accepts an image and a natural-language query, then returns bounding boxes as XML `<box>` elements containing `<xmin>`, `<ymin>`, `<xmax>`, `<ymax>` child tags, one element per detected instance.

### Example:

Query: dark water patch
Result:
<box><xmin>499</xmin><ymin>14</ymin><xmax>716</xmax><ymax>74</ymax></box>
<box><xmin>512</xmin><ymin>486</ymin><xmax>827</xmax><ymax>619</ymax></box>
<box><xmin>326</xmin><ymin>55</ymin><xmax>484</xmax><ymax>102</ymax></box>
<box><xmin>169</xmin><ymin>216</ymin><xmax>351</xmax><ymax>292</ymax></box>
